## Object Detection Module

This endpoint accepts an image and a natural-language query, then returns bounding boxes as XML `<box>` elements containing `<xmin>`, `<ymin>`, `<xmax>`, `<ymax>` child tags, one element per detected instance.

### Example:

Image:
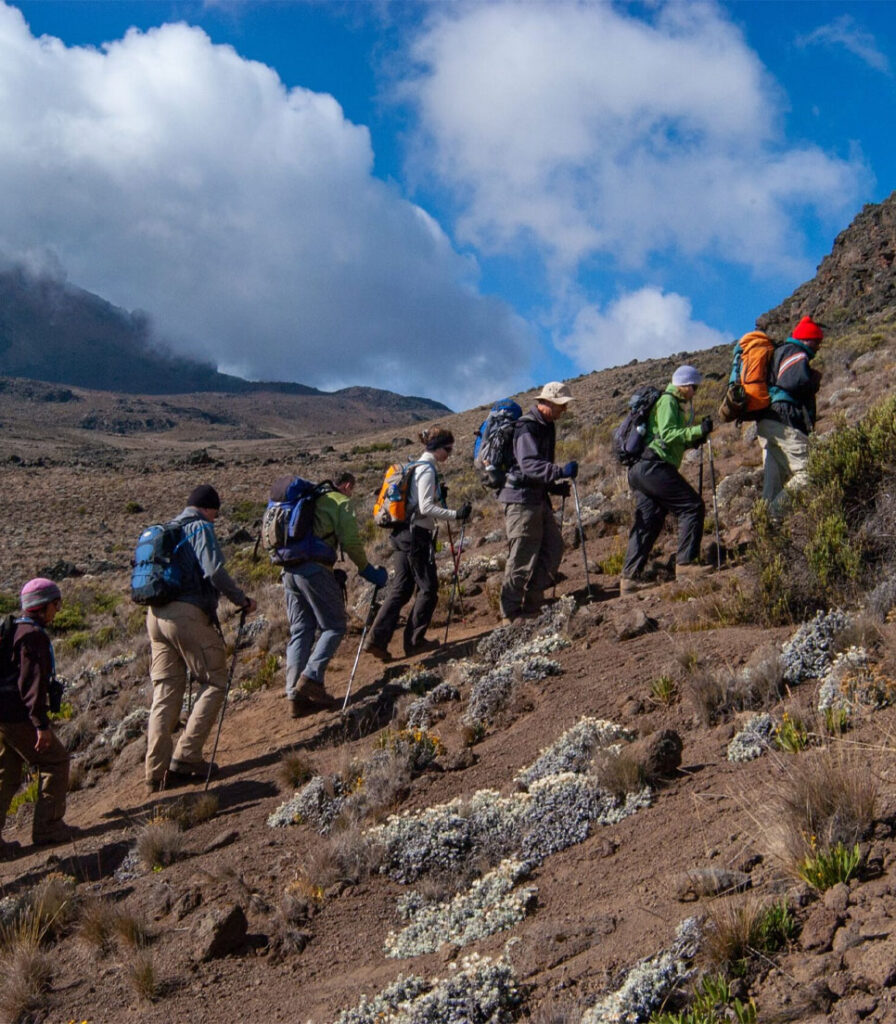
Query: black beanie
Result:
<box><xmin>187</xmin><ymin>484</ymin><xmax>221</xmax><ymax>510</ymax></box>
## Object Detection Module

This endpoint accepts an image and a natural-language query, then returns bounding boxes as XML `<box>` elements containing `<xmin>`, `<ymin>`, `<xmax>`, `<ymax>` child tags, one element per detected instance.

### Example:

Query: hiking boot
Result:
<box><xmin>364</xmin><ymin>641</ymin><xmax>392</xmax><ymax>662</ymax></box>
<box><xmin>32</xmin><ymin>821</ymin><xmax>78</xmax><ymax>847</ymax></box>
<box><xmin>675</xmin><ymin>562</ymin><xmax>713</xmax><ymax>581</ymax></box>
<box><xmin>296</xmin><ymin>675</ymin><xmax>338</xmax><ymax>710</ymax></box>
<box><xmin>169</xmin><ymin>757</ymin><xmax>217</xmax><ymax>780</ymax></box>
<box><xmin>404</xmin><ymin>638</ymin><xmax>440</xmax><ymax>657</ymax></box>
<box><xmin>619</xmin><ymin>576</ymin><xmax>655</xmax><ymax>595</ymax></box>
<box><xmin>289</xmin><ymin>693</ymin><xmax>315</xmax><ymax>719</ymax></box>
<box><xmin>0</xmin><ymin>837</ymin><xmax>23</xmax><ymax>861</ymax></box>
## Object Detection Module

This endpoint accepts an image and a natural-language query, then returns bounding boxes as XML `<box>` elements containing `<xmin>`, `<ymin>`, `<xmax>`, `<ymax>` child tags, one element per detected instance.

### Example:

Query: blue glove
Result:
<box><xmin>562</xmin><ymin>461</ymin><xmax>579</xmax><ymax>479</ymax></box>
<box><xmin>361</xmin><ymin>564</ymin><xmax>388</xmax><ymax>588</ymax></box>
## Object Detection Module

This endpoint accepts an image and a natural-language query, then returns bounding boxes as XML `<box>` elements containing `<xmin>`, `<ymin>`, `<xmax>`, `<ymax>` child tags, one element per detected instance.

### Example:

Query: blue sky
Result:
<box><xmin>2</xmin><ymin>1</ymin><xmax>894</xmax><ymax>409</ymax></box>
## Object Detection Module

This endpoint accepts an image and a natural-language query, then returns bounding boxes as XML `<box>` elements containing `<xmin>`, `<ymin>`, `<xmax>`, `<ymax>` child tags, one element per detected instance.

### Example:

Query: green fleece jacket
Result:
<box><xmin>313</xmin><ymin>491</ymin><xmax>368</xmax><ymax>571</ymax></box>
<box><xmin>646</xmin><ymin>384</ymin><xmax>704</xmax><ymax>469</ymax></box>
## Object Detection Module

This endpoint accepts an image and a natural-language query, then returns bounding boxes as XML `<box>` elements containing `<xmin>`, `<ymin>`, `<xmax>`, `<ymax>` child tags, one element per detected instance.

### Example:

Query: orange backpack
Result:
<box><xmin>719</xmin><ymin>331</ymin><xmax>776</xmax><ymax>422</ymax></box>
<box><xmin>372</xmin><ymin>461</ymin><xmax>428</xmax><ymax>528</ymax></box>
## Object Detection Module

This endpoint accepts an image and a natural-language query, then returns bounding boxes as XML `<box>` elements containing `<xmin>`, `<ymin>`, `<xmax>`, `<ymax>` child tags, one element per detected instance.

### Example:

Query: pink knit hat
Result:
<box><xmin>20</xmin><ymin>578</ymin><xmax>62</xmax><ymax>612</ymax></box>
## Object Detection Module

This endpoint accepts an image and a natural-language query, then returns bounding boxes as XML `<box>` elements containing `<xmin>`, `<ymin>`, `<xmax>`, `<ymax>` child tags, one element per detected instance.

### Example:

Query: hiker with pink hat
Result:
<box><xmin>0</xmin><ymin>578</ymin><xmax>73</xmax><ymax>858</ymax></box>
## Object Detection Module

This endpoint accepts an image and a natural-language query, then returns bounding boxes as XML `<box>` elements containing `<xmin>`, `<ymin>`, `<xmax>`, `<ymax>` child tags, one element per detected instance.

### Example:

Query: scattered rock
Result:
<box><xmin>612</xmin><ymin>608</ymin><xmax>658</xmax><ymax>640</ymax></box>
<box><xmin>202</xmin><ymin>830</ymin><xmax>240</xmax><ymax>855</ymax></box>
<box><xmin>800</xmin><ymin>906</ymin><xmax>843</xmax><ymax>952</ymax></box>
<box><xmin>674</xmin><ymin>867</ymin><xmax>751</xmax><ymax>901</ymax></box>
<box><xmin>192</xmin><ymin>903</ymin><xmax>248</xmax><ymax>961</ymax></box>
<box><xmin>629</xmin><ymin>729</ymin><xmax>682</xmax><ymax>782</ymax></box>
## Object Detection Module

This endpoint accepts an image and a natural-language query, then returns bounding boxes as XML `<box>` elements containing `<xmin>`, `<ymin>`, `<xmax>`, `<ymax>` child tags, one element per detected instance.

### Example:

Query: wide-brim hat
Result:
<box><xmin>536</xmin><ymin>381</ymin><xmax>575</xmax><ymax>405</ymax></box>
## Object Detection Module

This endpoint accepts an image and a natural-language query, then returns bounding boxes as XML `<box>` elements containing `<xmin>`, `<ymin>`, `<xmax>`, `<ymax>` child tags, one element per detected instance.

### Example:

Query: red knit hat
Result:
<box><xmin>791</xmin><ymin>316</ymin><xmax>823</xmax><ymax>343</ymax></box>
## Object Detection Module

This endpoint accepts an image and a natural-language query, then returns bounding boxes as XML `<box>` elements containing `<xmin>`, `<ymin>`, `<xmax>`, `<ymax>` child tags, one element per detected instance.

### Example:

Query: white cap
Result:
<box><xmin>536</xmin><ymin>381</ymin><xmax>575</xmax><ymax>405</ymax></box>
<box><xmin>671</xmin><ymin>365</ymin><xmax>703</xmax><ymax>387</ymax></box>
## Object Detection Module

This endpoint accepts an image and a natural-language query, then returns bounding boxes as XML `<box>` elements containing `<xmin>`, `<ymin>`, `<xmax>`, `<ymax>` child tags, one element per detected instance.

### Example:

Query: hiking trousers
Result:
<box><xmin>0</xmin><ymin>721</ymin><xmax>69</xmax><ymax>841</ymax></box>
<box><xmin>756</xmin><ymin>418</ymin><xmax>809</xmax><ymax>514</ymax></box>
<box><xmin>623</xmin><ymin>456</ymin><xmax>704</xmax><ymax>579</ymax></box>
<box><xmin>145</xmin><ymin>601</ymin><xmax>227</xmax><ymax>782</ymax></box>
<box><xmin>500</xmin><ymin>500</ymin><xmax>564</xmax><ymax>619</ymax></box>
<box><xmin>282</xmin><ymin>563</ymin><xmax>346</xmax><ymax>694</ymax></box>
<box><xmin>370</xmin><ymin>526</ymin><xmax>438</xmax><ymax>653</ymax></box>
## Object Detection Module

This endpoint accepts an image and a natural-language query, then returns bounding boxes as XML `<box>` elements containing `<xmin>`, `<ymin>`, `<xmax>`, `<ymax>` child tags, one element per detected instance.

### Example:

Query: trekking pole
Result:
<box><xmin>570</xmin><ymin>479</ymin><xmax>594</xmax><ymax>601</ymax></box>
<box><xmin>342</xmin><ymin>586</ymin><xmax>380</xmax><ymax>713</ymax></box>
<box><xmin>204</xmin><ymin>608</ymin><xmax>248</xmax><ymax>792</ymax></box>
<box><xmin>706</xmin><ymin>437</ymin><xmax>722</xmax><ymax>570</ymax></box>
<box><xmin>698</xmin><ymin>446</ymin><xmax>704</xmax><ymax>499</ymax></box>
<box><xmin>444</xmin><ymin>521</ymin><xmax>466</xmax><ymax>622</ymax></box>
<box><xmin>443</xmin><ymin>522</ymin><xmax>467</xmax><ymax>643</ymax></box>
<box><xmin>552</xmin><ymin>496</ymin><xmax>566</xmax><ymax>599</ymax></box>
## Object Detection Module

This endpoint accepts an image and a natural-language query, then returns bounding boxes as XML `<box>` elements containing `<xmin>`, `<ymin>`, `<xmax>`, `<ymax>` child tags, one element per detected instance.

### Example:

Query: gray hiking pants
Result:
<box><xmin>282</xmin><ymin>563</ymin><xmax>347</xmax><ymax>694</ymax></box>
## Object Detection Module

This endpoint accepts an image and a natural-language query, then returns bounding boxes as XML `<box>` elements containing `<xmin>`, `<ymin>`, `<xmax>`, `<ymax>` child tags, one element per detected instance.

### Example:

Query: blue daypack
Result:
<box><xmin>261</xmin><ymin>476</ymin><xmax>338</xmax><ymax>566</ymax></box>
<box><xmin>130</xmin><ymin>521</ymin><xmax>194</xmax><ymax>605</ymax></box>
<box><xmin>473</xmin><ymin>399</ymin><xmax>523</xmax><ymax>489</ymax></box>
<box><xmin>612</xmin><ymin>386</ymin><xmax>663</xmax><ymax>466</ymax></box>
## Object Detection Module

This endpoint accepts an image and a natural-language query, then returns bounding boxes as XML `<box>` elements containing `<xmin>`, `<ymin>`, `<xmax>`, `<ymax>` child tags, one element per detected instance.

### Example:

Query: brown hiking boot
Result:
<box><xmin>296</xmin><ymin>675</ymin><xmax>338</xmax><ymax>710</ymax></box>
<box><xmin>404</xmin><ymin>637</ymin><xmax>440</xmax><ymax>657</ymax></box>
<box><xmin>364</xmin><ymin>641</ymin><xmax>392</xmax><ymax>662</ymax></box>
<box><xmin>169</xmin><ymin>757</ymin><xmax>217</xmax><ymax>780</ymax></box>
<box><xmin>619</xmin><ymin>576</ymin><xmax>655</xmax><ymax>595</ymax></box>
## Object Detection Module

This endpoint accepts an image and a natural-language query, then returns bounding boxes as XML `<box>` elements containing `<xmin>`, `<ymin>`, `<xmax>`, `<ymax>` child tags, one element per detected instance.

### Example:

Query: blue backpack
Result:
<box><xmin>130</xmin><ymin>521</ymin><xmax>195</xmax><ymax>606</ymax></box>
<box><xmin>612</xmin><ymin>386</ymin><xmax>663</xmax><ymax>466</ymax></box>
<box><xmin>261</xmin><ymin>476</ymin><xmax>338</xmax><ymax>566</ymax></box>
<box><xmin>473</xmin><ymin>399</ymin><xmax>523</xmax><ymax>489</ymax></box>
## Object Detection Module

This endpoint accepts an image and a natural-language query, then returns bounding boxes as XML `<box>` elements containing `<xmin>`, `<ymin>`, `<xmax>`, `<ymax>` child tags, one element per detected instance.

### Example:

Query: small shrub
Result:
<box><xmin>650</xmin><ymin>675</ymin><xmax>678</xmax><ymax>706</ymax></box>
<box><xmin>229</xmin><ymin>499</ymin><xmax>265</xmax><ymax>524</ymax></box>
<box><xmin>77</xmin><ymin>898</ymin><xmax>120</xmax><ymax>953</ymax></box>
<box><xmin>797</xmin><ymin>840</ymin><xmax>861</xmax><ymax>891</ymax></box>
<box><xmin>89</xmin><ymin>589</ymin><xmax>120</xmax><ymax>614</ymax></box>
<box><xmin>598</xmin><ymin>544</ymin><xmax>625</xmax><ymax>576</ymax></box>
<box><xmin>164</xmin><ymin>793</ymin><xmax>220</xmax><ymax>830</ymax></box>
<box><xmin>52</xmin><ymin>603</ymin><xmax>88</xmax><ymax>632</ymax></box>
<box><xmin>774</xmin><ymin>712</ymin><xmax>810</xmax><ymax>754</ymax></box>
<box><xmin>228</xmin><ymin>548</ymin><xmax>282</xmax><ymax>585</ymax></box>
<box><xmin>756</xmin><ymin>900</ymin><xmax>798</xmax><ymax>953</ymax></box>
<box><xmin>125</xmin><ymin>499</ymin><xmax>144</xmax><ymax>514</ymax></box>
<box><xmin>592</xmin><ymin>749</ymin><xmax>644</xmax><ymax>801</ymax></box>
<box><xmin>9</xmin><ymin>773</ymin><xmax>39</xmax><ymax>815</ymax></box>
<box><xmin>243</xmin><ymin>652</ymin><xmax>279</xmax><ymax>693</ymax></box>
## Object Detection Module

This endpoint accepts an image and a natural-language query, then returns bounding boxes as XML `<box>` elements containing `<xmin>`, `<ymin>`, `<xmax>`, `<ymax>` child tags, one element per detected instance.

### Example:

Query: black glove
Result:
<box><xmin>456</xmin><ymin>501</ymin><xmax>473</xmax><ymax>523</ymax></box>
<box><xmin>562</xmin><ymin>460</ymin><xmax>579</xmax><ymax>479</ymax></box>
<box><xmin>552</xmin><ymin>481</ymin><xmax>571</xmax><ymax>498</ymax></box>
<box><xmin>361</xmin><ymin>564</ymin><xmax>388</xmax><ymax>588</ymax></box>
<box><xmin>701</xmin><ymin>416</ymin><xmax>714</xmax><ymax>438</ymax></box>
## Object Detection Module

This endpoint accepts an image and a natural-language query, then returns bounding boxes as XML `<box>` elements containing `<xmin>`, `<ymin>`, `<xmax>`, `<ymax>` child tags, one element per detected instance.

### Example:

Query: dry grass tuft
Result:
<box><xmin>0</xmin><ymin>934</ymin><xmax>52</xmax><ymax>1023</ymax></box>
<box><xmin>592</xmin><ymin>749</ymin><xmax>644</xmax><ymax>801</ymax></box>
<box><xmin>79</xmin><ymin>898</ymin><xmax>152</xmax><ymax>954</ymax></box>
<box><xmin>164</xmin><ymin>792</ymin><xmax>220</xmax><ymax>830</ymax></box>
<box><xmin>136</xmin><ymin>813</ymin><xmax>186</xmax><ymax>869</ymax></box>
<box><xmin>761</xmin><ymin>742</ymin><xmax>878</xmax><ymax>877</ymax></box>
<box><xmin>302</xmin><ymin>824</ymin><xmax>382</xmax><ymax>891</ymax></box>
<box><xmin>704</xmin><ymin>895</ymin><xmax>767</xmax><ymax>968</ymax></box>
<box><xmin>278</xmin><ymin>750</ymin><xmax>315</xmax><ymax>792</ymax></box>
<box><xmin>124</xmin><ymin>948</ymin><xmax>157</xmax><ymax>1002</ymax></box>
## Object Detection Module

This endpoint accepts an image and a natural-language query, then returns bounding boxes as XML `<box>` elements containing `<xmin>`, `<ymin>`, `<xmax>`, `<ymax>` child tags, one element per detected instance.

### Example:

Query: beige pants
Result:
<box><xmin>0</xmin><ymin>721</ymin><xmax>70</xmax><ymax>841</ymax></box>
<box><xmin>501</xmin><ymin>501</ymin><xmax>565</xmax><ymax>619</ymax></box>
<box><xmin>756</xmin><ymin>419</ymin><xmax>809</xmax><ymax>514</ymax></box>
<box><xmin>146</xmin><ymin>602</ymin><xmax>228</xmax><ymax>782</ymax></box>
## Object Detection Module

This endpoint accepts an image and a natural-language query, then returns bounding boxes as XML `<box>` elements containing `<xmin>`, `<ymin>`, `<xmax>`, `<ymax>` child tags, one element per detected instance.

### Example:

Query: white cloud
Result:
<box><xmin>0</xmin><ymin>3</ymin><xmax>534</xmax><ymax>408</ymax></box>
<box><xmin>402</xmin><ymin>2</ymin><xmax>867</xmax><ymax>274</ymax></box>
<box><xmin>797</xmin><ymin>15</ymin><xmax>891</xmax><ymax>74</ymax></box>
<box><xmin>557</xmin><ymin>288</ymin><xmax>728</xmax><ymax>372</ymax></box>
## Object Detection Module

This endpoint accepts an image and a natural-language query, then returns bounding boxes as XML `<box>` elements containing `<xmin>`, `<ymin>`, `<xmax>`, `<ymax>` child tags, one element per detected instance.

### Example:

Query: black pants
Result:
<box><xmin>370</xmin><ymin>526</ymin><xmax>438</xmax><ymax>652</ymax></box>
<box><xmin>622</xmin><ymin>456</ymin><xmax>704</xmax><ymax>578</ymax></box>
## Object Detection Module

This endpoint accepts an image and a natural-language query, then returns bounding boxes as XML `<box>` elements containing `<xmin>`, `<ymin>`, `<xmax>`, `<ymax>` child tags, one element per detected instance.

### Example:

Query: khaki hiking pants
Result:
<box><xmin>501</xmin><ymin>500</ymin><xmax>564</xmax><ymax>619</ymax></box>
<box><xmin>756</xmin><ymin>419</ymin><xmax>809</xmax><ymax>515</ymax></box>
<box><xmin>146</xmin><ymin>601</ymin><xmax>228</xmax><ymax>783</ymax></box>
<box><xmin>0</xmin><ymin>721</ymin><xmax>70</xmax><ymax>841</ymax></box>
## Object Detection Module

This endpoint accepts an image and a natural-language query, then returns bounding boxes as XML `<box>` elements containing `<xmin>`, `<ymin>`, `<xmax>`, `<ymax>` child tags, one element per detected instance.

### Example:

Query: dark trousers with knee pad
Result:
<box><xmin>622</xmin><ymin>455</ymin><xmax>704</xmax><ymax>579</ymax></box>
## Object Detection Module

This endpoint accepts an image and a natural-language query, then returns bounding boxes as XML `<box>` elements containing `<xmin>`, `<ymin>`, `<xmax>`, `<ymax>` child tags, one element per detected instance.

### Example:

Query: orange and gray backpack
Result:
<box><xmin>719</xmin><ymin>331</ymin><xmax>777</xmax><ymax>422</ymax></box>
<box><xmin>373</xmin><ymin>461</ymin><xmax>433</xmax><ymax>528</ymax></box>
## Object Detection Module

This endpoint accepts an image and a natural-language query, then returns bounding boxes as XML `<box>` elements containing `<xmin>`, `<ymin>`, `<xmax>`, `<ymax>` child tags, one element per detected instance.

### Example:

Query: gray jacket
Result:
<box><xmin>173</xmin><ymin>507</ymin><xmax>248</xmax><ymax>616</ymax></box>
<box><xmin>498</xmin><ymin>407</ymin><xmax>567</xmax><ymax>506</ymax></box>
